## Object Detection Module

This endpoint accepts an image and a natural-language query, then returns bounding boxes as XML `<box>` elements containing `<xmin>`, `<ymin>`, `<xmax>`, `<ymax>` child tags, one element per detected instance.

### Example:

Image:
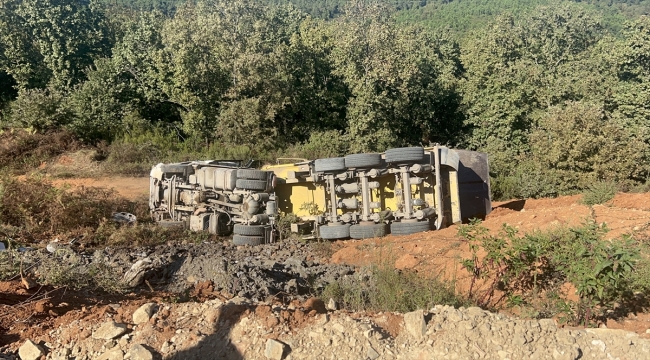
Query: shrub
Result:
<box><xmin>0</xmin><ymin>176</ymin><xmax>140</xmax><ymax>242</ymax></box>
<box><xmin>38</xmin><ymin>249</ymin><xmax>125</xmax><ymax>293</ymax></box>
<box><xmin>0</xmin><ymin>129</ymin><xmax>82</xmax><ymax>174</ymax></box>
<box><xmin>491</xmin><ymin>157</ymin><xmax>562</xmax><ymax>200</ymax></box>
<box><xmin>581</xmin><ymin>181</ymin><xmax>618</xmax><ymax>206</ymax></box>
<box><xmin>321</xmin><ymin>260</ymin><xmax>467</xmax><ymax>312</ymax></box>
<box><xmin>3</xmin><ymin>89</ymin><xmax>73</xmax><ymax>132</ymax></box>
<box><xmin>459</xmin><ymin>219</ymin><xmax>642</xmax><ymax>325</ymax></box>
<box><xmin>282</xmin><ymin>130</ymin><xmax>350</xmax><ymax>160</ymax></box>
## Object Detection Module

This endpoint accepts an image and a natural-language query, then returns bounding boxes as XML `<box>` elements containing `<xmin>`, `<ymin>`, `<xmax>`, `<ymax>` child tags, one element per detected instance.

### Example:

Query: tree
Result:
<box><xmin>0</xmin><ymin>0</ymin><xmax>111</xmax><ymax>91</ymax></box>
<box><xmin>327</xmin><ymin>1</ymin><xmax>464</xmax><ymax>152</ymax></box>
<box><xmin>460</xmin><ymin>4</ymin><xmax>606</xmax><ymax>172</ymax></box>
<box><xmin>609</xmin><ymin>17</ymin><xmax>650</xmax><ymax>148</ymax></box>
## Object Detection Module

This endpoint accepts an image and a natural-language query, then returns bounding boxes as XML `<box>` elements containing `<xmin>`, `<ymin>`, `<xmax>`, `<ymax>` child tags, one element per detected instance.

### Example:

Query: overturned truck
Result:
<box><xmin>149</xmin><ymin>147</ymin><xmax>491</xmax><ymax>245</ymax></box>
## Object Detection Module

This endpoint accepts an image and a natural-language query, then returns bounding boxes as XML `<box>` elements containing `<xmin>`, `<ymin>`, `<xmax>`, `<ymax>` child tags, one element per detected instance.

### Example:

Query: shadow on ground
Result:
<box><xmin>167</xmin><ymin>302</ymin><xmax>247</xmax><ymax>360</ymax></box>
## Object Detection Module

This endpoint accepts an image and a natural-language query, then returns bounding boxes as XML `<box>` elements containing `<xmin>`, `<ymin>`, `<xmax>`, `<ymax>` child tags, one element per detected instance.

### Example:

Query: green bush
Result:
<box><xmin>491</xmin><ymin>158</ymin><xmax>562</xmax><ymax>200</ymax></box>
<box><xmin>581</xmin><ymin>181</ymin><xmax>618</xmax><ymax>206</ymax></box>
<box><xmin>321</xmin><ymin>260</ymin><xmax>467</xmax><ymax>312</ymax></box>
<box><xmin>3</xmin><ymin>88</ymin><xmax>73</xmax><ymax>132</ymax></box>
<box><xmin>293</xmin><ymin>130</ymin><xmax>350</xmax><ymax>160</ymax></box>
<box><xmin>459</xmin><ymin>219</ymin><xmax>642</xmax><ymax>325</ymax></box>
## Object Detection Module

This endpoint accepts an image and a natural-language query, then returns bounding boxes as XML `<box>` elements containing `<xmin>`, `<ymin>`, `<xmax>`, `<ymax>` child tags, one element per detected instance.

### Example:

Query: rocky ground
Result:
<box><xmin>3</xmin><ymin>298</ymin><xmax>650</xmax><ymax>360</ymax></box>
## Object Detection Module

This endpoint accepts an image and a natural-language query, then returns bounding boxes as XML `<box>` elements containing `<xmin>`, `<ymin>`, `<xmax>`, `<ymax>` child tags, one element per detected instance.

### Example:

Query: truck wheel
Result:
<box><xmin>385</xmin><ymin>147</ymin><xmax>425</xmax><ymax>164</ymax></box>
<box><xmin>233</xmin><ymin>224</ymin><xmax>266</xmax><ymax>236</ymax></box>
<box><xmin>314</xmin><ymin>157</ymin><xmax>346</xmax><ymax>173</ymax></box>
<box><xmin>350</xmin><ymin>223</ymin><xmax>387</xmax><ymax>239</ymax></box>
<box><xmin>236</xmin><ymin>179</ymin><xmax>267</xmax><ymax>191</ymax></box>
<box><xmin>390</xmin><ymin>220</ymin><xmax>431</xmax><ymax>235</ymax></box>
<box><xmin>237</xmin><ymin>169</ymin><xmax>268</xmax><ymax>180</ymax></box>
<box><xmin>233</xmin><ymin>235</ymin><xmax>264</xmax><ymax>246</ymax></box>
<box><xmin>344</xmin><ymin>153</ymin><xmax>382</xmax><ymax>168</ymax></box>
<box><xmin>318</xmin><ymin>223</ymin><xmax>350</xmax><ymax>239</ymax></box>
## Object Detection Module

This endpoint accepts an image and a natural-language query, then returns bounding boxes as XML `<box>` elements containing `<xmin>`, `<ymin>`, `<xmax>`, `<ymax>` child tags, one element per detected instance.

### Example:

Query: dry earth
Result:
<box><xmin>2</xmin><ymin>177</ymin><xmax>650</xmax><ymax>359</ymax></box>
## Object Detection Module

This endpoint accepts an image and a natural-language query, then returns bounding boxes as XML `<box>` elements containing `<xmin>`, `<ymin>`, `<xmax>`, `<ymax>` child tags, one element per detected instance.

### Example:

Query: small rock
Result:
<box><xmin>327</xmin><ymin>298</ymin><xmax>337</xmax><ymax>311</ymax></box>
<box><xmin>18</xmin><ymin>340</ymin><xmax>44</xmax><ymax>360</ymax></box>
<box><xmin>97</xmin><ymin>348</ymin><xmax>124</xmax><ymax>360</ymax></box>
<box><xmin>92</xmin><ymin>322</ymin><xmax>128</xmax><ymax>340</ymax></box>
<box><xmin>129</xmin><ymin>344</ymin><xmax>154</xmax><ymax>360</ymax></box>
<box><xmin>367</xmin><ymin>346</ymin><xmax>380</xmax><ymax>360</ymax></box>
<box><xmin>404</xmin><ymin>309</ymin><xmax>426</xmax><ymax>339</ymax></box>
<box><xmin>133</xmin><ymin>303</ymin><xmax>157</xmax><ymax>324</ymax></box>
<box><xmin>264</xmin><ymin>338</ymin><xmax>287</xmax><ymax>360</ymax></box>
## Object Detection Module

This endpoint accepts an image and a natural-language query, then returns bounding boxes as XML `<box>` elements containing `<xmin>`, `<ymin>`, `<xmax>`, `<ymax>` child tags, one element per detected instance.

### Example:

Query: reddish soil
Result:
<box><xmin>6</xmin><ymin>176</ymin><xmax>650</xmax><ymax>343</ymax></box>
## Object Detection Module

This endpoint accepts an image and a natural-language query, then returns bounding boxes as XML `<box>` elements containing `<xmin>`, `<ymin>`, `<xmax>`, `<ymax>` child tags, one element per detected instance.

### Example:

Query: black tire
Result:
<box><xmin>318</xmin><ymin>223</ymin><xmax>351</xmax><ymax>240</ymax></box>
<box><xmin>236</xmin><ymin>179</ymin><xmax>267</xmax><ymax>191</ymax></box>
<box><xmin>350</xmin><ymin>223</ymin><xmax>387</xmax><ymax>239</ymax></box>
<box><xmin>385</xmin><ymin>147</ymin><xmax>425</xmax><ymax>164</ymax></box>
<box><xmin>390</xmin><ymin>220</ymin><xmax>431</xmax><ymax>235</ymax></box>
<box><xmin>314</xmin><ymin>157</ymin><xmax>346</xmax><ymax>173</ymax></box>
<box><xmin>233</xmin><ymin>235</ymin><xmax>264</xmax><ymax>246</ymax></box>
<box><xmin>237</xmin><ymin>169</ymin><xmax>268</xmax><ymax>180</ymax></box>
<box><xmin>233</xmin><ymin>224</ymin><xmax>266</xmax><ymax>236</ymax></box>
<box><xmin>344</xmin><ymin>153</ymin><xmax>382</xmax><ymax>168</ymax></box>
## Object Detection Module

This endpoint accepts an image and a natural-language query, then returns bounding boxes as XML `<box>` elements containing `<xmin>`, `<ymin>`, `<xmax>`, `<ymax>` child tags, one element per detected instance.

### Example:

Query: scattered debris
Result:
<box><xmin>112</xmin><ymin>212</ymin><xmax>137</xmax><ymax>225</ymax></box>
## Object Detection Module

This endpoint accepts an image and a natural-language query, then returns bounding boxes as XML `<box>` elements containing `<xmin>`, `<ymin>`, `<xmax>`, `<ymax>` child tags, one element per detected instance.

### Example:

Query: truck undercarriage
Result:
<box><xmin>149</xmin><ymin>147</ymin><xmax>491</xmax><ymax>245</ymax></box>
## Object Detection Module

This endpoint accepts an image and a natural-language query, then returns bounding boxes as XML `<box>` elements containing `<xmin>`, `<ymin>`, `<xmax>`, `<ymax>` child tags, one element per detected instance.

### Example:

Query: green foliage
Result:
<box><xmin>274</xmin><ymin>212</ymin><xmax>301</xmax><ymax>240</ymax></box>
<box><xmin>290</xmin><ymin>130</ymin><xmax>350</xmax><ymax>160</ymax></box>
<box><xmin>327</xmin><ymin>1</ymin><xmax>464</xmax><ymax>152</ymax></box>
<box><xmin>3</xmin><ymin>88</ymin><xmax>73</xmax><ymax>132</ymax></box>
<box><xmin>581</xmin><ymin>181</ymin><xmax>618</xmax><ymax>206</ymax></box>
<box><xmin>459</xmin><ymin>219</ymin><xmax>643</xmax><ymax>325</ymax></box>
<box><xmin>0</xmin><ymin>0</ymin><xmax>112</xmax><ymax>90</ymax></box>
<box><xmin>321</xmin><ymin>260</ymin><xmax>467</xmax><ymax>312</ymax></box>
<box><xmin>491</xmin><ymin>158</ymin><xmax>561</xmax><ymax>200</ymax></box>
<box><xmin>1</xmin><ymin>0</ymin><xmax>650</xmax><ymax>198</ymax></box>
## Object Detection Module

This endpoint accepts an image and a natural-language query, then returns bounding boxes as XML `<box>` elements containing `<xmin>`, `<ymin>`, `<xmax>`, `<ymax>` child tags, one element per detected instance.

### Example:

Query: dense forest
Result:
<box><xmin>0</xmin><ymin>0</ymin><xmax>649</xmax><ymax>199</ymax></box>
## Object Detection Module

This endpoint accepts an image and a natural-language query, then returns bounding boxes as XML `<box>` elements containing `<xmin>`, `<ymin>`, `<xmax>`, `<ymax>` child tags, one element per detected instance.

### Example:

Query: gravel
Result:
<box><xmin>6</xmin><ymin>300</ymin><xmax>649</xmax><ymax>360</ymax></box>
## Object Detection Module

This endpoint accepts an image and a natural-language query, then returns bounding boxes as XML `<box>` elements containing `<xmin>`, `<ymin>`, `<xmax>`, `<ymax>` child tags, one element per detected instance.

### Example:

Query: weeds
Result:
<box><xmin>321</xmin><ymin>260</ymin><xmax>467</xmax><ymax>312</ymax></box>
<box><xmin>458</xmin><ymin>219</ymin><xmax>644</xmax><ymax>326</ymax></box>
<box><xmin>0</xmin><ymin>129</ymin><xmax>83</xmax><ymax>174</ymax></box>
<box><xmin>581</xmin><ymin>181</ymin><xmax>618</xmax><ymax>205</ymax></box>
<box><xmin>275</xmin><ymin>212</ymin><xmax>301</xmax><ymax>241</ymax></box>
<box><xmin>38</xmin><ymin>249</ymin><xmax>125</xmax><ymax>293</ymax></box>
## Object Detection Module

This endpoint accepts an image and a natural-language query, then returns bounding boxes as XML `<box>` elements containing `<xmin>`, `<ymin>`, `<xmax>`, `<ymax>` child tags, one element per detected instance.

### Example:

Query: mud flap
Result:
<box><xmin>455</xmin><ymin>150</ymin><xmax>492</xmax><ymax>221</ymax></box>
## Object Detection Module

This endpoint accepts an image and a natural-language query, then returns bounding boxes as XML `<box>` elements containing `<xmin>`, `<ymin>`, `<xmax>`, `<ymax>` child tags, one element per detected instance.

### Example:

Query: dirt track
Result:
<box><xmin>2</xmin><ymin>177</ymin><xmax>650</xmax><ymax>359</ymax></box>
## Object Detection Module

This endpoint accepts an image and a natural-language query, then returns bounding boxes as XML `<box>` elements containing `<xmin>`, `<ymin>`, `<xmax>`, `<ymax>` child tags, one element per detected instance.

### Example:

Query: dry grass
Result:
<box><xmin>0</xmin><ymin>129</ymin><xmax>84</xmax><ymax>174</ymax></box>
